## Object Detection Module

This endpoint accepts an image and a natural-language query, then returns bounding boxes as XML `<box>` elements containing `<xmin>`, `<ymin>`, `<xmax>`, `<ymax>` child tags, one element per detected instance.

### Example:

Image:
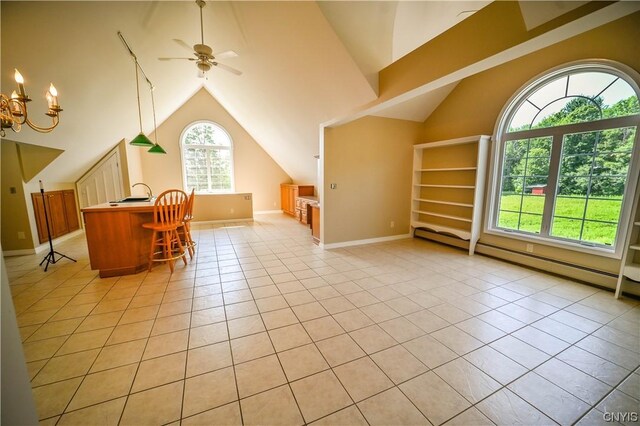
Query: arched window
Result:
<box><xmin>489</xmin><ymin>62</ymin><xmax>640</xmax><ymax>256</ymax></box>
<box><xmin>181</xmin><ymin>121</ymin><xmax>234</xmax><ymax>193</ymax></box>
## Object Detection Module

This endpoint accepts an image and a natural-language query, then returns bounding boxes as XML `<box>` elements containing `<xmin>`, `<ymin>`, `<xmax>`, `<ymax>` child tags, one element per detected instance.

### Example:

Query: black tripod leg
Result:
<box><xmin>53</xmin><ymin>251</ymin><xmax>76</xmax><ymax>263</ymax></box>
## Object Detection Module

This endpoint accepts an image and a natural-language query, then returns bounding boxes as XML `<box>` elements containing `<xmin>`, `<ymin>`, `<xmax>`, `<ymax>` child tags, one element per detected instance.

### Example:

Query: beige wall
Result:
<box><xmin>323</xmin><ymin>116</ymin><xmax>422</xmax><ymax>244</ymax></box>
<box><xmin>420</xmin><ymin>12</ymin><xmax>640</xmax><ymax>275</ymax></box>
<box><xmin>1</xmin><ymin>140</ymin><xmax>76</xmax><ymax>252</ymax></box>
<box><xmin>192</xmin><ymin>193</ymin><xmax>253</xmax><ymax>222</ymax></box>
<box><xmin>140</xmin><ymin>88</ymin><xmax>290</xmax><ymax>213</ymax></box>
<box><xmin>1</xmin><ymin>141</ymin><xmax>35</xmax><ymax>251</ymax></box>
<box><xmin>377</xmin><ymin>1</ymin><xmax>611</xmax><ymax>103</ymax></box>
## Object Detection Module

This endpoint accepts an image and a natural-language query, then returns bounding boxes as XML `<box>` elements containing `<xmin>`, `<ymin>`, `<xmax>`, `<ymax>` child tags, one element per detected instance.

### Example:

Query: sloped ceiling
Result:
<box><xmin>1</xmin><ymin>1</ymin><xmax>510</xmax><ymax>186</ymax></box>
<box><xmin>1</xmin><ymin>1</ymin><xmax>377</xmax><ymax>185</ymax></box>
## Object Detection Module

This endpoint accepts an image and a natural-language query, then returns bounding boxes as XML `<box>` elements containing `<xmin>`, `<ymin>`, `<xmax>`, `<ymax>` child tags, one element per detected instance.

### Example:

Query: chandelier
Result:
<box><xmin>0</xmin><ymin>69</ymin><xmax>62</xmax><ymax>137</ymax></box>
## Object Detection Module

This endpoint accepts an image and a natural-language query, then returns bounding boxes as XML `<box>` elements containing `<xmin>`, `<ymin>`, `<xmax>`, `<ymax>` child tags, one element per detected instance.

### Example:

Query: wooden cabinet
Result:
<box><xmin>411</xmin><ymin>135</ymin><xmax>490</xmax><ymax>255</ymax></box>
<box><xmin>31</xmin><ymin>190</ymin><xmax>80</xmax><ymax>244</ymax></box>
<box><xmin>82</xmin><ymin>203</ymin><xmax>154</xmax><ymax>278</ymax></box>
<box><xmin>296</xmin><ymin>196</ymin><xmax>318</xmax><ymax>225</ymax></box>
<box><xmin>280</xmin><ymin>184</ymin><xmax>313</xmax><ymax>216</ymax></box>
<box><xmin>311</xmin><ymin>205</ymin><xmax>320</xmax><ymax>244</ymax></box>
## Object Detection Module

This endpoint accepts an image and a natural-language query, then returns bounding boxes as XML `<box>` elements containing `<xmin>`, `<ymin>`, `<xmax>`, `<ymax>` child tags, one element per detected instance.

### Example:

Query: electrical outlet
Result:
<box><xmin>390</xmin><ymin>221</ymin><xmax>395</xmax><ymax>228</ymax></box>
<box><xmin>230</xmin><ymin>208</ymin><xmax>235</xmax><ymax>214</ymax></box>
<box><xmin>17</xmin><ymin>231</ymin><xmax>26</xmax><ymax>240</ymax></box>
<box><xmin>330</xmin><ymin>183</ymin><xmax>337</xmax><ymax>189</ymax></box>
<box><xmin>273</xmin><ymin>201</ymin><xmax>277</xmax><ymax>207</ymax></box>
<box><xmin>526</xmin><ymin>243</ymin><xmax>534</xmax><ymax>253</ymax></box>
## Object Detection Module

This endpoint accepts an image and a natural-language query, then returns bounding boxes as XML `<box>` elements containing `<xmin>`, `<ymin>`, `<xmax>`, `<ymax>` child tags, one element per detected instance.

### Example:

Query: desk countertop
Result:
<box><xmin>81</xmin><ymin>201</ymin><xmax>155</xmax><ymax>213</ymax></box>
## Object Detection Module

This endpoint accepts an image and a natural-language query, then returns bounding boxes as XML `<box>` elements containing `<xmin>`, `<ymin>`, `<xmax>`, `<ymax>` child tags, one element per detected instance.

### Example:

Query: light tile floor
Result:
<box><xmin>5</xmin><ymin>214</ymin><xmax>640</xmax><ymax>425</ymax></box>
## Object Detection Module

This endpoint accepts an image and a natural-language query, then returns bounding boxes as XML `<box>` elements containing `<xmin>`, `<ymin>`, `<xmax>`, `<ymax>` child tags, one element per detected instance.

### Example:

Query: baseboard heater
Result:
<box><xmin>414</xmin><ymin>229</ymin><xmax>637</xmax><ymax>296</ymax></box>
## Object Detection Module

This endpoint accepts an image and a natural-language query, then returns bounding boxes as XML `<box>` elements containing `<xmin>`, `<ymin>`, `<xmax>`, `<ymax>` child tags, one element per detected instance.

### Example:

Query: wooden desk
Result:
<box><xmin>82</xmin><ymin>201</ymin><xmax>155</xmax><ymax>278</ymax></box>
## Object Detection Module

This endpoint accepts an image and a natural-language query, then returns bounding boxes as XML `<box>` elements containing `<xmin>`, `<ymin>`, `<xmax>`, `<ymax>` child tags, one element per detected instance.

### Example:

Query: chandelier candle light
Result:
<box><xmin>0</xmin><ymin>69</ymin><xmax>62</xmax><ymax>136</ymax></box>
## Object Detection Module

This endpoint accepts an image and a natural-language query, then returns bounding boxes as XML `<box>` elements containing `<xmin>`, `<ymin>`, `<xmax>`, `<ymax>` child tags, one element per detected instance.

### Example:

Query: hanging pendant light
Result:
<box><xmin>119</xmin><ymin>31</ymin><xmax>154</xmax><ymax>148</ymax></box>
<box><xmin>129</xmin><ymin>60</ymin><xmax>154</xmax><ymax>147</ymax></box>
<box><xmin>147</xmin><ymin>84</ymin><xmax>166</xmax><ymax>154</ymax></box>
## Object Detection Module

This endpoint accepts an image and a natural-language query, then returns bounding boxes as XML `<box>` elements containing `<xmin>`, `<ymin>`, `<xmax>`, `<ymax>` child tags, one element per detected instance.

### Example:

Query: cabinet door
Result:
<box><xmin>63</xmin><ymin>190</ymin><xmax>80</xmax><ymax>231</ymax></box>
<box><xmin>280</xmin><ymin>185</ymin><xmax>291</xmax><ymax>214</ymax></box>
<box><xmin>31</xmin><ymin>193</ymin><xmax>50</xmax><ymax>244</ymax></box>
<box><xmin>311</xmin><ymin>206</ymin><xmax>320</xmax><ymax>240</ymax></box>
<box><xmin>48</xmin><ymin>192</ymin><xmax>69</xmax><ymax>238</ymax></box>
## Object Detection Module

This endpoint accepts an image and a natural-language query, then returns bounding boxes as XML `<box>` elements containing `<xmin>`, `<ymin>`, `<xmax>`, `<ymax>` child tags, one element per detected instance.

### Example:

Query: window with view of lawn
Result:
<box><xmin>490</xmin><ymin>63</ymin><xmax>640</xmax><ymax>254</ymax></box>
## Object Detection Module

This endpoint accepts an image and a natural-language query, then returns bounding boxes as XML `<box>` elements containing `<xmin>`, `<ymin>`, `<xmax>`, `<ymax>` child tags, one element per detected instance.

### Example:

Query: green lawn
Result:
<box><xmin>498</xmin><ymin>194</ymin><xmax>622</xmax><ymax>245</ymax></box>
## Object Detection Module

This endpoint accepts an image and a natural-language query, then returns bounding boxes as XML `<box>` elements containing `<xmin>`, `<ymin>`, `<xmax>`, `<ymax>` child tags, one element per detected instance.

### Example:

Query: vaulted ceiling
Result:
<box><xmin>1</xmin><ymin>1</ymin><xmax>487</xmax><ymax>185</ymax></box>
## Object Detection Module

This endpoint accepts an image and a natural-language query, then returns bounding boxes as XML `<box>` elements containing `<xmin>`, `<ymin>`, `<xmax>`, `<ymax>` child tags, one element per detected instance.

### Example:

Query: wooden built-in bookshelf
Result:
<box><xmin>411</xmin><ymin>135</ymin><xmax>491</xmax><ymax>255</ymax></box>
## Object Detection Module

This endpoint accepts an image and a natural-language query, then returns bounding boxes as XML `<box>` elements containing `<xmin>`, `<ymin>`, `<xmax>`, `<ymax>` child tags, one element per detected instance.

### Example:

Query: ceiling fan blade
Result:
<box><xmin>214</xmin><ymin>62</ymin><xmax>242</xmax><ymax>76</ymax></box>
<box><xmin>158</xmin><ymin>57</ymin><xmax>196</xmax><ymax>61</ymax></box>
<box><xmin>214</xmin><ymin>50</ymin><xmax>238</xmax><ymax>60</ymax></box>
<box><xmin>173</xmin><ymin>38</ymin><xmax>194</xmax><ymax>53</ymax></box>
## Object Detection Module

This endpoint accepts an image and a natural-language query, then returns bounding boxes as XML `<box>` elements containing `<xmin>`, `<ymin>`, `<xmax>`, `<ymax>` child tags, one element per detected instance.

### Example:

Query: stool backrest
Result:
<box><xmin>153</xmin><ymin>189</ymin><xmax>187</xmax><ymax>225</ymax></box>
<box><xmin>184</xmin><ymin>189</ymin><xmax>195</xmax><ymax>221</ymax></box>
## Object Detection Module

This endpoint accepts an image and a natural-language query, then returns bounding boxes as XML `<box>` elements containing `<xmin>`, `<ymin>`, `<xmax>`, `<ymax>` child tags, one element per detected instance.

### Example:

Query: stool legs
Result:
<box><xmin>147</xmin><ymin>228</ymin><xmax>187</xmax><ymax>273</ymax></box>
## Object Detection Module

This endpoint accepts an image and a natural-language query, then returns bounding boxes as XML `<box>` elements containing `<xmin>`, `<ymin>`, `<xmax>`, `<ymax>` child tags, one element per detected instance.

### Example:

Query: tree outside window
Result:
<box><xmin>492</xmin><ymin>64</ymin><xmax>640</xmax><ymax>253</ymax></box>
<box><xmin>181</xmin><ymin>122</ymin><xmax>234</xmax><ymax>193</ymax></box>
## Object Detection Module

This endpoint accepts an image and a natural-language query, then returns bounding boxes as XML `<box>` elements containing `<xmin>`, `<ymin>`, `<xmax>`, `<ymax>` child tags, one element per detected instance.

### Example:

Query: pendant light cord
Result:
<box><xmin>134</xmin><ymin>60</ymin><xmax>143</xmax><ymax>133</ymax></box>
<box><xmin>150</xmin><ymin>87</ymin><xmax>158</xmax><ymax>144</ymax></box>
<box><xmin>118</xmin><ymin>31</ymin><xmax>156</xmax><ymax>135</ymax></box>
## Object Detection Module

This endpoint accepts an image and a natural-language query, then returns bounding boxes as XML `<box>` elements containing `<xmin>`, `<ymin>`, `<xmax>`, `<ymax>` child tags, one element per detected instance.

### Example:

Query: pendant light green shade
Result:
<box><xmin>148</xmin><ymin>143</ymin><xmax>167</xmax><ymax>154</ymax></box>
<box><xmin>130</xmin><ymin>132</ymin><xmax>155</xmax><ymax>147</ymax></box>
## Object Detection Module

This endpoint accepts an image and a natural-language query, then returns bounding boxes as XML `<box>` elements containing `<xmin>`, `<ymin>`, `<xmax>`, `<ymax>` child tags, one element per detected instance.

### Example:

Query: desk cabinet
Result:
<box><xmin>31</xmin><ymin>190</ymin><xmax>80</xmax><ymax>243</ymax></box>
<box><xmin>280</xmin><ymin>184</ymin><xmax>313</xmax><ymax>216</ymax></box>
<box><xmin>311</xmin><ymin>205</ymin><xmax>320</xmax><ymax>244</ymax></box>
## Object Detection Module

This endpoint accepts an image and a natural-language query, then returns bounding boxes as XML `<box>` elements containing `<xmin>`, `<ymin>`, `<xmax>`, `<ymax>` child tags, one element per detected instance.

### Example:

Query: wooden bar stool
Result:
<box><xmin>142</xmin><ymin>189</ymin><xmax>188</xmax><ymax>273</ymax></box>
<box><xmin>179</xmin><ymin>189</ymin><xmax>196</xmax><ymax>260</ymax></box>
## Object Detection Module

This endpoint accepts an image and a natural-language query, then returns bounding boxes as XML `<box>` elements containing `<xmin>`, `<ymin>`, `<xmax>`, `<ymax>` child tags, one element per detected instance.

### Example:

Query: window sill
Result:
<box><xmin>483</xmin><ymin>227</ymin><xmax>622</xmax><ymax>260</ymax></box>
<box><xmin>192</xmin><ymin>191</ymin><xmax>248</xmax><ymax>196</ymax></box>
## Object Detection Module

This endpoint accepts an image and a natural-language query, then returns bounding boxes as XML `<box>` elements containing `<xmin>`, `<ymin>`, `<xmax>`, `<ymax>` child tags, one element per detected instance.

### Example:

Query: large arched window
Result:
<box><xmin>181</xmin><ymin>121</ymin><xmax>234</xmax><ymax>193</ymax></box>
<box><xmin>488</xmin><ymin>62</ymin><xmax>640</xmax><ymax>256</ymax></box>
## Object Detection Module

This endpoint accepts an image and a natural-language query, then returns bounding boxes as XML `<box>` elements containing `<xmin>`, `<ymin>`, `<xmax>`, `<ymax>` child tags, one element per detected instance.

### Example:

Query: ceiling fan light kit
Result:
<box><xmin>158</xmin><ymin>0</ymin><xmax>241</xmax><ymax>78</ymax></box>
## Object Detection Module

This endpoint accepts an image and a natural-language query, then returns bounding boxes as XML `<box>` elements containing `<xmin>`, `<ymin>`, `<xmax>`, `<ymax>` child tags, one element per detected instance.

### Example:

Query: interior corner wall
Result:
<box><xmin>1</xmin><ymin>141</ymin><xmax>35</xmax><ymax>251</ymax></box>
<box><xmin>139</xmin><ymin>88</ymin><xmax>290</xmax><ymax>212</ymax></box>
<box><xmin>120</xmin><ymin>139</ymin><xmax>143</xmax><ymax>197</ymax></box>
<box><xmin>419</xmin><ymin>12</ymin><xmax>640</xmax><ymax>279</ymax></box>
<box><xmin>323</xmin><ymin>116</ymin><xmax>422</xmax><ymax>245</ymax></box>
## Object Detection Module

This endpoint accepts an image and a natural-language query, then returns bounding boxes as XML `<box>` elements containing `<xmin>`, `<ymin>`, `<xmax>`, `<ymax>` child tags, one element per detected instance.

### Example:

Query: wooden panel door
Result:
<box><xmin>76</xmin><ymin>150</ymin><xmax>123</xmax><ymax>209</ymax></box>
<box><xmin>63</xmin><ymin>190</ymin><xmax>80</xmax><ymax>232</ymax></box>
<box><xmin>280</xmin><ymin>184</ymin><xmax>290</xmax><ymax>214</ymax></box>
<box><xmin>31</xmin><ymin>193</ymin><xmax>50</xmax><ymax>243</ymax></box>
<box><xmin>48</xmin><ymin>191</ymin><xmax>69</xmax><ymax>238</ymax></box>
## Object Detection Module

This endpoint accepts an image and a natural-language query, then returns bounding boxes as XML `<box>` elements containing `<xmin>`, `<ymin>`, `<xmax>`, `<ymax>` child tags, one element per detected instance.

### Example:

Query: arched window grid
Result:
<box><xmin>487</xmin><ymin>61</ymin><xmax>640</xmax><ymax>258</ymax></box>
<box><xmin>180</xmin><ymin>121</ymin><xmax>235</xmax><ymax>194</ymax></box>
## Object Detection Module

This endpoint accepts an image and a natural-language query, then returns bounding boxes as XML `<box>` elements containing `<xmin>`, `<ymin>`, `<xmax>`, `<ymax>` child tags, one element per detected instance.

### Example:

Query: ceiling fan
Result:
<box><xmin>159</xmin><ymin>0</ymin><xmax>241</xmax><ymax>77</ymax></box>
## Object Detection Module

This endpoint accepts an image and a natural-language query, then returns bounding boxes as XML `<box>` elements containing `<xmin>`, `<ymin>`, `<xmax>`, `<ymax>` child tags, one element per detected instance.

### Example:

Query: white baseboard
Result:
<box><xmin>4</xmin><ymin>229</ymin><xmax>85</xmax><ymax>257</ymax></box>
<box><xmin>192</xmin><ymin>218</ymin><xmax>254</xmax><ymax>226</ymax></box>
<box><xmin>321</xmin><ymin>233</ymin><xmax>412</xmax><ymax>249</ymax></box>
<box><xmin>254</xmin><ymin>210</ymin><xmax>283</xmax><ymax>215</ymax></box>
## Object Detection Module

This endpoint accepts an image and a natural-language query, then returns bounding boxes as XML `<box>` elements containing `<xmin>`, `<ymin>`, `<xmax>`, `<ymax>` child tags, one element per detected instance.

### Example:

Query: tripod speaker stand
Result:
<box><xmin>38</xmin><ymin>180</ymin><xmax>76</xmax><ymax>271</ymax></box>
